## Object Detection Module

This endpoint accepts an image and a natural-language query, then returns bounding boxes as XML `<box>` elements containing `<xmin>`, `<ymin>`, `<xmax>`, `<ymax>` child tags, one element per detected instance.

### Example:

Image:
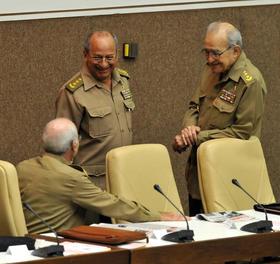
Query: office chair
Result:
<box><xmin>106</xmin><ymin>144</ymin><xmax>183</xmax><ymax>223</ymax></box>
<box><xmin>0</xmin><ymin>160</ymin><xmax>28</xmax><ymax>236</ymax></box>
<box><xmin>197</xmin><ymin>136</ymin><xmax>275</xmax><ymax>213</ymax></box>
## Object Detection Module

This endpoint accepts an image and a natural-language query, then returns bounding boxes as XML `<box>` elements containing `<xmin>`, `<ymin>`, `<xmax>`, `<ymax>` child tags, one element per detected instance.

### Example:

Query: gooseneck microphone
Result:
<box><xmin>231</xmin><ymin>179</ymin><xmax>273</xmax><ymax>233</ymax></box>
<box><xmin>23</xmin><ymin>202</ymin><xmax>64</xmax><ymax>257</ymax></box>
<box><xmin>153</xmin><ymin>184</ymin><xmax>194</xmax><ymax>242</ymax></box>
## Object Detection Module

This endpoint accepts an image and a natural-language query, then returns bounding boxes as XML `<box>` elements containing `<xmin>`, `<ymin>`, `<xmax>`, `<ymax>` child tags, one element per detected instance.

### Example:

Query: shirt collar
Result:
<box><xmin>219</xmin><ymin>51</ymin><xmax>247</xmax><ymax>83</ymax></box>
<box><xmin>80</xmin><ymin>63</ymin><xmax>102</xmax><ymax>91</ymax></box>
<box><xmin>81</xmin><ymin>63</ymin><xmax>121</xmax><ymax>91</ymax></box>
<box><xmin>44</xmin><ymin>153</ymin><xmax>71</xmax><ymax>166</ymax></box>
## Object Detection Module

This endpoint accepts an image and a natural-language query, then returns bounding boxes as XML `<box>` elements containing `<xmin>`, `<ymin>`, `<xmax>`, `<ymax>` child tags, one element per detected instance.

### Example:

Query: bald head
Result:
<box><xmin>83</xmin><ymin>31</ymin><xmax>118</xmax><ymax>53</ymax></box>
<box><xmin>206</xmin><ymin>22</ymin><xmax>242</xmax><ymax>48</ymax></box>
<box><xmin>42</xmin><ymin>118</ymin><xmax>78</xmax><ymax>155</ymax></box>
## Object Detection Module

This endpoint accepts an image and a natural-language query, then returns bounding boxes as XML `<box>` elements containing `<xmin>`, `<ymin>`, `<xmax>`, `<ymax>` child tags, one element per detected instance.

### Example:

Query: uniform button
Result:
<box><xmin>121</xmin><ymin>129</ymin><xmax>124</xmax><ymax>132</ymax></box>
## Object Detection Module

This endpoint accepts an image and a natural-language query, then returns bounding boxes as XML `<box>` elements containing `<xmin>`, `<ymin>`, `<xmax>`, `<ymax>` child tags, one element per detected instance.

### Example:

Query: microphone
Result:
<box><xmin>153</xmin><ymin>184</ymin><xmax>194</xmax><ymax>243</ymax></box>
<box><xmin>231</xmin><ymin>179</ymin><xmax>273</xmax><ymax>233</ymax></box>
<box><xmin>23</xmin><ymin>202</ymin><xmax>64</xmax><ymax>257</ymax></box>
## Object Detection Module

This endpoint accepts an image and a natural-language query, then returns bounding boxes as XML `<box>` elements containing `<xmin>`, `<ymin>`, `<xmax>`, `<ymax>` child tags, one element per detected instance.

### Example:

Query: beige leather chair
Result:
<box><xmin>0</xmin><ymin>160</ymin><xmax>27</xmax><ymax>236</ymax></box>
<box><xmin>197</xmin><ymin>136</ymin><xmax>275</xmax><ymax>213</ymax></box>
<box><xmin>106</xmin><ymin>144</ymin><xmax>183</xmax><ymax>222</ymax></box>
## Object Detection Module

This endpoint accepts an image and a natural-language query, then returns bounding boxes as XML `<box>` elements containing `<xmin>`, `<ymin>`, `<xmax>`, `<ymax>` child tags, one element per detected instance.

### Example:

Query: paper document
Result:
<box><xmin>35</xmin><ymin>239</ymin><xmax>110</xmax><ymax>256</ymax></box>
<box><xmin>95</xmin><ymin>222</ymin><xmax>178</xmax><ymax>231</ymax></box>
<box><xmin>197</xmin><ymin>211</ymin><xmax>254</xmax><ymax>223</ymax></box>
<box><xmin>62</xmin><ymin>242</ymin><xmax>110</xmax><ymax>255</ymax></box>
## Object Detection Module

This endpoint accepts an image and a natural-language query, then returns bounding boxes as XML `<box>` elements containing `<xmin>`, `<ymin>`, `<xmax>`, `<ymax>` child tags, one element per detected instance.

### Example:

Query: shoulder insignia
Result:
<box><xmin>241</xmin><ymin>70</ymin><xmax>254</xmax><ymax>84</ymax></box>
<box><xmin>118</xmin><ymin>68</ymin><xmax>130</xmax><ymax>79</ymax></box>
<box><xmin>66</xmin><ymin>75</ymin><xmax>84</xmax><ymax>92</ymax></box>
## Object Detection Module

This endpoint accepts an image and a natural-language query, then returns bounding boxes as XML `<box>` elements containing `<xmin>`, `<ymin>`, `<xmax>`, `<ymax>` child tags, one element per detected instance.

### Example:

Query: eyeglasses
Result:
<box><xmin>201</xmin><ymin>46</ymin><xmax>232</xmax><ymax>59</ymax></box>
<box><xmin>89</xmin><ymin>55</ymin><xmax>116</xmax><ymax>63</ymax></box>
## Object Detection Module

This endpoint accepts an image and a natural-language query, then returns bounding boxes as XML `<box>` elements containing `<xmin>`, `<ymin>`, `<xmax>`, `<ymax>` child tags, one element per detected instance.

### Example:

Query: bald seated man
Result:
<box><xmin>173</xmin><ymin>21</ymin><xmax>267</xmax><ymax>216</ymax></box>
<box><xmin>17</xmin><ymin>118</ymin><xmax>185</xmax><ymax>234</ymax></box>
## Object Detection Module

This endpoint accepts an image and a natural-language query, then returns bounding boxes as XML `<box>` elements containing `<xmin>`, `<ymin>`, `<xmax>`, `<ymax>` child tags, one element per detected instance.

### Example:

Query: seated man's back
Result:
<box><xmin>17</xmin><ymin>118</ymin><xmax>162</xmax><ymax>234</ymax></box>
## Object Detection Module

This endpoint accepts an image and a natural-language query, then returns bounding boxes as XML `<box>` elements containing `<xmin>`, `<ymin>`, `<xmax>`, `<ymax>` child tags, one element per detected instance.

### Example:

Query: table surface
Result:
<box><xmin>2</xmin><ymin>210</ymin><xmax>280</xmax><ymax>264</ymax></box>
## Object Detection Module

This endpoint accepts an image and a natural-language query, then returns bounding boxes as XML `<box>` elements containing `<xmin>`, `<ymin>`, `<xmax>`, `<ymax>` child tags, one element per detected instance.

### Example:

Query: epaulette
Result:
<box><xmin>118</xmin><ymin>68</ymin><xmax>130</xmax><ymax>79</ymax></box>
<box><xmin>241</xmin><ymin>70</ymin><xmax>255</xmax><ymax>85</ymax></box>
<box><xmin>66</xmin><ymin>75</ymin><xmax>84</xmax><ymax>93</ymax></box>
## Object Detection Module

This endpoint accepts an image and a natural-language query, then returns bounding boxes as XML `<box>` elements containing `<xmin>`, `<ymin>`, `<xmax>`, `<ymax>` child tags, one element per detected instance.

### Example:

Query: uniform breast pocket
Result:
<box><xmin>210</xmin><ymin>98</ymin><xmax>236</xmax><ymax>129</ymax></box>
<box><xmin>87</xmin><ymin>106</ymin><xmax>113</xmax><ymax>138</ymax></box>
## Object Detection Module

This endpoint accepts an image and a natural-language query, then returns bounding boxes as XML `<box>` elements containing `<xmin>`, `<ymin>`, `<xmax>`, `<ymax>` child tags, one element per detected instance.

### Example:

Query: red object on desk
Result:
<box><xmin>58</xmin><ymin>225</ymin><xmax>148</xmax><ymax>245</ymax></box>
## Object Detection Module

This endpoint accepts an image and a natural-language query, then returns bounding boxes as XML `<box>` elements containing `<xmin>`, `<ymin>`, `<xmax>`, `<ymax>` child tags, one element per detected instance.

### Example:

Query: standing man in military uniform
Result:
<box><xmin>56</xmin><ymin>31</ymin><xmax>134</xmax><ymax>189</ymax></box>
<box><xmin>173</xmin><ymin>22</ymin><xmax>267</xmax><ymax>215</ymax></box>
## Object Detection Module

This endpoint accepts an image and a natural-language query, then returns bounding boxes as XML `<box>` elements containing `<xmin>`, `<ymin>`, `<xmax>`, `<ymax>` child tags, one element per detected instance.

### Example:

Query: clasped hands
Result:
<box><xmin>173</xmin><ymin>125</ymin><xmax>201</xmax><ymax>152</ymax></box>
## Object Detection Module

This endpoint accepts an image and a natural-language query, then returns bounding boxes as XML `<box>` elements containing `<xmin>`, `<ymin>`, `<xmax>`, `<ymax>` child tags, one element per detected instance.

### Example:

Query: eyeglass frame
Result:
<box><xmin>201</xmin><ymin>45</ymin><xmax>234</xmax><ymax>59</ymax></box>
<box><xmin>88</xmin><ymin>54</ymin><xmax>117</xmax><ymax>63</ymax></box>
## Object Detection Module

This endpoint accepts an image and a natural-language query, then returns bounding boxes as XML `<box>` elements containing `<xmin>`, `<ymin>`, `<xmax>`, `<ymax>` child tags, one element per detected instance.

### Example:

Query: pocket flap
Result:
<box><xmin>213</xmin><ymin>99</ymin><xmax>235</xmax><ymax>113</ymax></box>
<box><xmin>87</xmin><ymin>106</ymin><xmax>112</xmax><ymax>118</ymax></box>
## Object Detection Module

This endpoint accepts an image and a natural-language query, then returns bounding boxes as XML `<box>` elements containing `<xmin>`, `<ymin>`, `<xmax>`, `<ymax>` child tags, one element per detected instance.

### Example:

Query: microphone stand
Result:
<box><xmin>153</xmin><ymin>184</ymin><xmax>194</xmax><ymax>243</ymax></box>
<box><xmin>231</xmin><ymin>179</ymin><xmax>273</xmax><ymax>233</ymax></box>
<box><xmin>23</xmin><ymin>202</ymin><xmax>64</xmax><ymax>257</ymax></box>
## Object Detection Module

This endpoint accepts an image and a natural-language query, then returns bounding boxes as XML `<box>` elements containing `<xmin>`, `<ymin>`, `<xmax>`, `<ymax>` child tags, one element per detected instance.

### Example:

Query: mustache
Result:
<box><xmin>95</xmin><ymin>66</ymin><xmax>110</xmax><ymax>70</ymax></box>
<box><xmin>207</xmin><ymin>62</ymin><xmax>220</xmax><ymax>66</ymax></box>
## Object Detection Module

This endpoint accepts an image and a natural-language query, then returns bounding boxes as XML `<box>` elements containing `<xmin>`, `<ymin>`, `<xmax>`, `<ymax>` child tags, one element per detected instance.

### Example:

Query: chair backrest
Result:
<box><xmin>197</xmin><ymin>136</ymin><xmax>275</xmax><ymax>213</ymax></box>
<box><xmin>0</xmin><ymin>160</ymin><xmax>27</xmax><ymax>236</ymax></box>
<box><xmin>106</xmin><ymin>144</ymin><xmax>183</xmax><ymax>222</ymax></box>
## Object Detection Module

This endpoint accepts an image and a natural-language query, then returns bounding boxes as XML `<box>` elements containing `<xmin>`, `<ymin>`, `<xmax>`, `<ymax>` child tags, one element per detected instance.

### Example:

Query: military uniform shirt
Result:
<box><xmin>55</xmin><ymin>63</ymin><xmax>135</xmax><ymax>182</ymax></box>
<box><xmin>17</xmin><ymin>154</ymin><xmax>160</xmax><ymax>234</ymax></box>
<box><xmin>182</xmin><ymin>52</ymin><xmax>267</xmax><ymax>199</ymax></box>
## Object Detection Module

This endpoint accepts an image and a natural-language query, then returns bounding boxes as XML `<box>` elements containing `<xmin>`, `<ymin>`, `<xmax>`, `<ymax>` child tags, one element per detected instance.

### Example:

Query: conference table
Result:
<box><xmin>130</xmin><ymin>210</ymin><xmax>280</xmax><ymax>264</ymax></box>
<box><xmin>5</xmin><ymin>210</ymin><xmax>280</xmax><ymax>264</ymax></box>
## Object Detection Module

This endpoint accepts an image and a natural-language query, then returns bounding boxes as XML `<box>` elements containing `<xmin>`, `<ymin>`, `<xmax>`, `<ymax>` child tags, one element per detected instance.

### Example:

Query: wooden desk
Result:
<box><xmin>14</xmin><ymin>234</ymin><xmax>130</xmax><ymax>264</ymax></box>
<box><xmin>13</xmin><ymin>223</ymin><xmax>280</xmax><ymax>264</ymax></box>
<box><xmin>17</xmin><ymin>249</ymin><xmax>129</xmax><ymax>264</ymax></box>
<box><xmin>130</xmin><ymin>231</ymin><xmax>280</xmax><ymax>264</ymax></box>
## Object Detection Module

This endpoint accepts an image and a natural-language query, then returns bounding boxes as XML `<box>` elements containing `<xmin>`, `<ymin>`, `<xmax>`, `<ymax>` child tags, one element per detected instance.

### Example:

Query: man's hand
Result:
<box><xmin>172</xmin><ymin>134</ymin><xmax>187</xmax><ymax>153</ymax></box>
<box><xmin>173</xmin><ymin>125</ymin><xmax>201</xmax><ymax>152</ymax></box>
<box><xmin>180</xmin><ymin>125</ymin><xmax>201</xmax><ymax>146</ymax></box>
<box><xmin>160</xmin><ymin>212</ymin><xmax>191</xmax><ymax>221</ymax></box>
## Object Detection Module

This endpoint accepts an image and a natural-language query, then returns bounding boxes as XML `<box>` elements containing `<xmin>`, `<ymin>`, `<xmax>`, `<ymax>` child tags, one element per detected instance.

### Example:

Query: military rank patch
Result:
<box><xmin>241</xmin><ymin>70</ymin><xmax>254</xmax><ymax>84</ymax></box>
<box><xmin>121</xmin><ymin>89</ymin><xmax>132</xmax><ymax>100</ymax></box>
<box><xmin>66</xmin><ymin>75</ymin><xmax>83</xmax><ymax>92</ymax></box>
<box><xmin>219</xmin><ymin>89</ymin><xmax>236</xmax><ymax>104</ymax></box>
<box><xmin>118</xmin><ymin>68</ymin><xmax>130</xmax><ymax>79</ymax></box>
<box><xmin>121</xmin><ymin>89</ymin><xmax>135</xmax><ymax>111</ymax></box>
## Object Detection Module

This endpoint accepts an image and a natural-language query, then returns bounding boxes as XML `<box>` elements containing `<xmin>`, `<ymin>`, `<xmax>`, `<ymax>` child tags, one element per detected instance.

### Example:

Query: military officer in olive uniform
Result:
<box><xmin>173</xmin><ymin>22</ymin><xmax>267</xmax><ymax>215</ymax></box>
<box><xmin>56</xmin><ymin>31</ymin><xmax>134</xmax><ymax>189</ymax></box>
<box><xmin>17</xmin><ymin>118</ymin><xmax>184</xmax><ymax>234</ymax></box>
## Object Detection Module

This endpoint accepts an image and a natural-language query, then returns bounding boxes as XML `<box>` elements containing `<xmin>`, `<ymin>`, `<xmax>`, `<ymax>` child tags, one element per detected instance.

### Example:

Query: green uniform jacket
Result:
<box><xmin>182</xmin><ymin>52</ymin><xmax>267</xmax><ymax>199</ymax></box>
<box><xmin>55</xmin><ymin>63</ymin><xmax>135</xmax><ymax>188</ymax></box>
<box><xmin>17</xmin><ymin>154</ymin><xmax>160</xmax><ymax>234</ymax></box>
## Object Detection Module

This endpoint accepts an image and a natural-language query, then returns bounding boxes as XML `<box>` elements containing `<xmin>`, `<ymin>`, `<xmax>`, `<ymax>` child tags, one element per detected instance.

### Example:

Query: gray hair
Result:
<box><xmin>207</xmin><ymin>22</ymin><xmax>243</xmax><ymax>48</ymax></box>
<box><xmin>42</xmin><ymin>118</ymin><xmax>78</xmax><ymax>155</ymax></box>
<box><xmin>83</xmin><ymin>31</ymin><xmax>118</xmax><ymax>53</ymax></box>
